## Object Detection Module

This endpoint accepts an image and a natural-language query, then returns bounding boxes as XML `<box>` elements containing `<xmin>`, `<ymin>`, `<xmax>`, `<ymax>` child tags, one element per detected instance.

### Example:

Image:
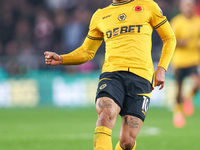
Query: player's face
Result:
<box><xmin>180</xmin><ymin>1</ymin><xmax>195</xmax><ymax>18</ymax></box>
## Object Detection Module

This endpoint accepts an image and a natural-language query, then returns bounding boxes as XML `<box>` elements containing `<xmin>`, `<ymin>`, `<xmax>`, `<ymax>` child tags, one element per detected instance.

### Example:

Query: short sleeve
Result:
<box><xmin>150</xmin><ymin>2</ymin><xmax>167</xmax><ymax>29</ymax></box>
<box><xmin>87</xmin><ymin>9</ymin><xmax>104</xmax><ymax>40</ymax></box>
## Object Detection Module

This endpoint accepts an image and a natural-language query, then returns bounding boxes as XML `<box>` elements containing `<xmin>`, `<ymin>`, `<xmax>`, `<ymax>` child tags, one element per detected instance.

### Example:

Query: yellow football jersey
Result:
<box><xmin>61</xmin><ymin>0</ymin><xmax>176</xmax><ymax>83</ymax></box>
<box><xmin>171</xmin><ymin>14</ymin><xmax>200</xmax><ymax>69</ymax></box>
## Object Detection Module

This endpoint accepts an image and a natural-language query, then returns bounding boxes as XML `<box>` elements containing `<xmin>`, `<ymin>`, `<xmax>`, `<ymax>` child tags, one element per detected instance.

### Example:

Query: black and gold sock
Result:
<box><xmin>94</xmin><ymin>126</ymin><xmax>112</xmax><ymax>150</ymax></box>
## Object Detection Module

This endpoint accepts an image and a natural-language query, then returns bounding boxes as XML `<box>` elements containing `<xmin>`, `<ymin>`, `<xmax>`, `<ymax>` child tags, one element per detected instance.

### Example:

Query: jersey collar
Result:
<box><xmin>112</xmin><ymin>0</ymin><xmax>134</xmax><ymax>6</ymax></box>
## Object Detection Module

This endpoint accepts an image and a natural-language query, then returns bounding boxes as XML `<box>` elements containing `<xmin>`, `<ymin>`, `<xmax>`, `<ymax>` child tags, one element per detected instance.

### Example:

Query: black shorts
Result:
<box><xmin>96</xmin><ymin>71</ymin><xmax>152</xmax><ymax>121</ymax></box>
<box><xmin>175</xmin><ymin>66</ymin><xmax>198</xmax><ymax>84</ymax></box>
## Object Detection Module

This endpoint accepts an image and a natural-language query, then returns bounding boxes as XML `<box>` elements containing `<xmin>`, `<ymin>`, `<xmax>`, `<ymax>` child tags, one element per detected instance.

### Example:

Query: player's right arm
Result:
<box><xmin>44</xmin><ymin>9</ymin><xmax>103</xmax><ymax>66</ymax></box>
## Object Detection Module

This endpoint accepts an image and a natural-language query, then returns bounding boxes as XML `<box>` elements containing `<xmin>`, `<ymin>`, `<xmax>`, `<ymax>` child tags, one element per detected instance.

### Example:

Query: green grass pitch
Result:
<box><xmin>0</xmin><ymin>106</ymin><xmax>200</xmax><ymax>150</ymax></box>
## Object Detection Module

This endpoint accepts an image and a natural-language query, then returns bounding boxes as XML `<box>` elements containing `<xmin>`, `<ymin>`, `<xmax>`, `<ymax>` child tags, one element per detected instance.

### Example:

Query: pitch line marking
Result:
<box><xmin>65</xmin><ymin>126</ymin><xmax>160</xmax><ymax>140</ymax></box>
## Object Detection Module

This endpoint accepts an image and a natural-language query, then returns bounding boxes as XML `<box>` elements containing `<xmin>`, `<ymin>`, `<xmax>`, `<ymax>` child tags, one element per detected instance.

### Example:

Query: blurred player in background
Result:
<box><xmin>44</xmin><ymin>0</ymin><xmax>176</xmax><ymax>149</ymax></box>
<box><xmin>170</xmin><ymin>0</ymin><xmax>200</xmax><ymax>128</ymax></box>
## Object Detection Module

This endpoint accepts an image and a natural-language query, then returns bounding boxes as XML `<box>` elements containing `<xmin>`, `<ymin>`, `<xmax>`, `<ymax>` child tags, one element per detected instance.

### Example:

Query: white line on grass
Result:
<box><xmin>65</xmin><ymin>126</ymin><xmax>161</xmax><ymax>140</ymax></box>
<box><xmin>1</xmin><ymin>126</ymin><xmax>160</xmax><ymax>141</ymax></box>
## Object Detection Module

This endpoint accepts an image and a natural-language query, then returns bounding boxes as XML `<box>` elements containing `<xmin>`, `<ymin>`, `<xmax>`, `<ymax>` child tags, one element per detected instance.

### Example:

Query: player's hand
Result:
<box><xmin>154</xmin><ymin>66</ymin><xmax>166</xmax><ymax>90</ymax></box>
<box><xmin>44</xmin><ymin>51</ymin><xmax>63</xmax><ymax>65</ymax></box>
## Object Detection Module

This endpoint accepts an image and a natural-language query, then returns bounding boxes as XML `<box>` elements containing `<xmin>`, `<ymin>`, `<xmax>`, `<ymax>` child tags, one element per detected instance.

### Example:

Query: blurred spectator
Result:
<box><xmin>0</xmin><ymin>1</ymin><xmax>15</xmax><ymax>46</ymax></box>
<box><xmin>15</xmin><ymin>18</ymin><xmax>32</xmax><ymax>44</ymax></box>
<box><xmin>4</xmin><ymin>40</ymin><xmax>19</xmax><ymax>75</ymax></box>
<box><xmin>5</xmin><ymin>40</ymin><xmax>18</xmax><ymax>56</ymax></box>
<box><xmin>195</xmin><ymin>0</ymin><xmax>200</xmax><ymax>15</ymax></box>
<box><xmin>52</xmin><ymin>9</ymin><xmax>68</xmax><ymax>54</ymax></box>
<box><xmin>18</xmin><ymin>41</ymin><xmax>39</xmax><ymax>71</ymax></box>
<box><xmin>34</xmin><ymin>8</ymin><xmax>54</xmax><ymax>53</ymax></box>
<box><xmin>62</xmin><ymin>6</ymin><xmax>91</xmax><ymax>53</ymax></box>
<box><xmin>44</xmin><ymin>0</ymin><xmax>77</xmax><ymax>10</ymax></box>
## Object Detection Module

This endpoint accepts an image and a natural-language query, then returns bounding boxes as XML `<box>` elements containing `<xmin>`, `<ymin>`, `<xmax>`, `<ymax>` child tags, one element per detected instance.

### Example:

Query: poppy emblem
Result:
<box><xmin>135</xmin><ymin>6</ymin><xmax>143</xmax><ymax>12</ymax></box>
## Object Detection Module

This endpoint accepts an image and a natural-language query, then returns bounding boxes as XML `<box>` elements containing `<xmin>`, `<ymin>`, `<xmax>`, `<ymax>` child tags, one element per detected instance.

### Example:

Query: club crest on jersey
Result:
<box><xmin>118</xmin><ymin>13</ymin><xmax>126</xmax><ymax>21</ymax></box>
<box><xmin>133</xmin><ymin>6</ymin><xmax>144</xmax><ymax>12</ymax></box>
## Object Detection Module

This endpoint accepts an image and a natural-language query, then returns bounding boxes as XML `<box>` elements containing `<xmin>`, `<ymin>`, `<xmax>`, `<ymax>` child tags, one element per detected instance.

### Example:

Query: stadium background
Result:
<box><xmin>0</xmin><ymin>0</ymin><xmax>200</xmax><ymax>150</ymax></box>
<box><xmin>0</xmin><ymin>0</ymin><xmax>199</xmax><ymax>108</ymax></box>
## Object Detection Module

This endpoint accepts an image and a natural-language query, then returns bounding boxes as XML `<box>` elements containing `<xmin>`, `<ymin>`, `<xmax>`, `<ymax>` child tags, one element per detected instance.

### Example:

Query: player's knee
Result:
<box><xmin>196</xmin><ymin>78</ymin><xmax>200</xmax><ymax>88</ymax></box>
<box><xmin>193</xmin><ymin>81</ymin><xmax>200</xmax><ymax>93</ymax></box>
<box><xmin>192</xmin><ymin>75</ymin><xmax>200</xmax><ymax>88</ymax></box>
<box><xmin>120</xmin><ymin>135</ymin><xmax>136</xmax><ymax>149</ymax></box>
<box><xmin>98</xmin><ymin>111</ymin><xmax>110</xmax><ymax>122</ymax></box>
<box><xmin>97</xmin><ymin>110</ymin><xmax>115</xmax><ymax>126</ymax></box>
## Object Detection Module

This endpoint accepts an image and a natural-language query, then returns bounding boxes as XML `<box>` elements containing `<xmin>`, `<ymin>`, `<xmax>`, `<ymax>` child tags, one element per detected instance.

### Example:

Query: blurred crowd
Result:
<box><xmin>0</xmin><ymin>0</ymin><xmax>199</xmax><ymax>75</ymax></box>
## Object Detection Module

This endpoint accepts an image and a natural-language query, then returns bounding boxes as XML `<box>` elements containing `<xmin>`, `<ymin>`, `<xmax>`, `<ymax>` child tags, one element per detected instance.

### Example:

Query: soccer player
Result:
<box><xmin>44</xmin><ymin>0</ymin><xmax>176</xmax><ymax>149</ymax></box>
<box><xmin>170</xmin><ymin>0</ymin><xmax>200</xmax><ymax>128</ymax></box>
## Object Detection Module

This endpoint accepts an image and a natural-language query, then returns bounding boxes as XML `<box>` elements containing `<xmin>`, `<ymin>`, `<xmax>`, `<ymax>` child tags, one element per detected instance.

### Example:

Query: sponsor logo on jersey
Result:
<box><xmin>100</xmin><ymin>84</ymin><xmax>107</xmax><ymax>90</ymax></box>
<box><xmin>103</xmin><ymin>15</ymin><xmax>111</xmax><ymax>20</ymax></box>
<box><xmin>106</xmin><ymin>25</ymin><xmax>143</xmax><ymax>39</ymax></box>
<box><xmin>118</xmin><ymin>13</ymin><xmax>126</xmax><ymax>21</ymax></box>
<box><xmin>113</xmin><ymin>28</ymin><xmax>119</xmax><ymax>36</ymax></box>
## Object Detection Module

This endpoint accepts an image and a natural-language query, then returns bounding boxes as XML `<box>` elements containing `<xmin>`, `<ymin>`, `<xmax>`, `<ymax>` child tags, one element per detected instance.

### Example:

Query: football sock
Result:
<box><xmin>190</xmin><ymin>91</ymin><xmax>194</xmax><ymax>98</ymax></box>
<box><xmin>175</xmin><ymin>103</ymin><xmax>182</xmax><ymax>113</ymax></box>
<box><xmin>94</xmin><ymin>126</ymin><xmax>112</xmax><ymax>150</ymax></box>
<box><xmin>115</xmin><ymin>141</ymin><xmax>137</xmax><ymax>150</ymax></box>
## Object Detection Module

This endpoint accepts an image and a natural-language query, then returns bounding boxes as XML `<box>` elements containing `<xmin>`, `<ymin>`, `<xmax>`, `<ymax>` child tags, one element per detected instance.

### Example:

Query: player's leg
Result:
<box><xmin>175</xmin><ymin>81</ymin><xmax>183</xmax><ymax>112</ymax></box>
<box><xmin>94</xmin><ymin>96</ymin><xmax>121</xmax><ymax>150</ymax></box>
<box><xmin>115</xmin><ymin>115</ymin><xmax>143</xmax><ymax>150</ymax></box>
<box><xmin>173</xmin><ymin>68</ymin><xmax>186</xmax><ymax>127</ymax></box>
<box><xmin>183</xmin><ymin>73</ymin><xmax>200</xmax><ymax>116</ymax></box>
<box><xmin>173</xmin><ymin>81</ymin><xmax>186</xmax><ymax>127</ymax></box>
<box><xmin>191</xmin><ymin>73</ymin><xmax>200</xmax><ymax>96</ymax></box>
<box><xmin>114</xmin><ymin>72</ymin><xmax>152</xmax><ymax>149</ymax></box>
<box><xmin>96</xmin><ymin>96</ymin><xmax>121</xmax><ymax>129</ymax></box>
<box><xmin>114</xmin><ymin>95</ymin><xmax>148</xmax><ymax>150</ymax></box>
<box><xmin>94</xmin><ymin>72</ymin><xmax>126</xmax><ymax>150</ymax></box>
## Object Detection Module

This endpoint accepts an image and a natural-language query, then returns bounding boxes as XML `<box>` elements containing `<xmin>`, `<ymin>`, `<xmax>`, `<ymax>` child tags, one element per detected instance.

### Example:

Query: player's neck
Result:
<box><xmin>113</xmin><ymin>0</ymin><xmax>132</xmax><ymax>3</ymax></box>
<box><xmin>183</xmin><ymin>12</ymin><xmax>194</xmax><ymax>19</ymax></box>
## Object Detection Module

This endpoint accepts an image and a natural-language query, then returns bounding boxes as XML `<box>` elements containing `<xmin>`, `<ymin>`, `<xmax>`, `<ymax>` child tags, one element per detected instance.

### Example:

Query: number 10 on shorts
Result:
<box><xmin>142</xmin><ymin>96</ymin><xmax>149</xmax><ymax>115</ymax></box>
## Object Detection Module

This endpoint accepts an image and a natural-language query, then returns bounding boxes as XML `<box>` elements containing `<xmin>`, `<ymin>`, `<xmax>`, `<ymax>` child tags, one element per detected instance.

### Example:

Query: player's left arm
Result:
<box><xmin>150</xmin><ymin>1</ymin><xmax>176</xmax><ymax>89</ymax></box>
<box><xmin>155</xmin><ymin>20</ymin><xmax>176</xmax><ymax>90</ymax></box>
<box><xmin>155</xmin><ymin>21</ymin><xmax>176</xmax><ymax>71</ymax></box>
